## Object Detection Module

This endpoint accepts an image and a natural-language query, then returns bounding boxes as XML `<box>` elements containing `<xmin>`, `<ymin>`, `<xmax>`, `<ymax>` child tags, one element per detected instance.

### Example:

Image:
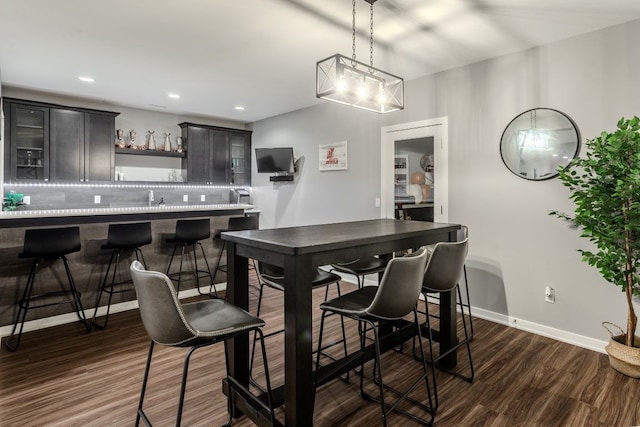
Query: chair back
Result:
<box><xmin>227</xmin><ymin>215</ymin><xmax>258</xmax><ymax>232</ymax></box>
<box><xmin>175</xmin><ymin>218</ymin><xmax>211</xmax><ymax>243</ymax></box>
<box><xmin>21</xmin><ymin>226</ymin><xmax>81</xmax><ymax>259</ymax></box>
<box><xmin>105</xmin><ymin>222</ymin><xmax>152</xmax><ymax>249</ymax></box>
<box><xmin>422</xmin><ymin>239</ymin><xmax>468</xmax><ymax>293</ymax></box>
<box><xmin>366</xmin><ymin>247</ymin><xmax>429</xmax><ymax>320</ymax></box>
<box><xmin>130</xmin><ymin>260</ymin><xmax>196</xmax><ymax>346</ymax></box>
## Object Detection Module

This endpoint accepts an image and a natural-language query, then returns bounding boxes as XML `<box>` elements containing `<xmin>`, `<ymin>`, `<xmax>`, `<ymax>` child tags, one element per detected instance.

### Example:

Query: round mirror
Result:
<box><xmin>500</xmin><ymin>108</ymin><xmax>580</xmax><ymax>180</ymax></box>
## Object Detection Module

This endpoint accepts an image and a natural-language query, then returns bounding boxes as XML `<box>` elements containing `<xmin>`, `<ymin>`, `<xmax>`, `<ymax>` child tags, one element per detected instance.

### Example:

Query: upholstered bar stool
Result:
<box><xmin>91</xmin><ymin>222</ymin><xmax>152</xmax><ymax>330</ymax></box>
<box><xmin>165</xmin><ymin>218</ymin><xmax>217</xmax><ymax>296</ymax></box>
<box><xmin>4</xmin><ymin>226</ymin><xmax>90</xmax><ymax>351</ymax></box>
<box><xmin>330</xmin><ymin>256</ymin><xmax>388</xmax><ymax>289</ymax></box>
<box><xmin>250</xmin><ymin>263</ymin><xmax>348</xmax><ymax>390</ymax></box>
<box><xmin>315</xmin><ymin>248</ymin><xmax>433</xmax><ymax>426</ymax></box>
<box><xmin>130</xmin><ymin>261</ymin><xmax>275</xmax><ymax>427</ymax></box>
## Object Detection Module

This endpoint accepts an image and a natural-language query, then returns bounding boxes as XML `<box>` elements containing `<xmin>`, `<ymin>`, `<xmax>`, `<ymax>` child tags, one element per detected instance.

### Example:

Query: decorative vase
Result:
<box><xmin>115</xmin><ymin>129</ymin><xmax>125</xmax><ymax>148</ymax></box>
<box><xmin>128</xmin><ymin>129</ymin><xmax>137</xmax><ymax>149</ymax></box>
<box><xmin>164</xmin><ymin>132</ymin><xmax>172</xmax><ymax>152</ymax></box>
<box><xmin>147</xmin><ymin>130</ymin><xmax>156</xmax><ymax>150</ymax></box>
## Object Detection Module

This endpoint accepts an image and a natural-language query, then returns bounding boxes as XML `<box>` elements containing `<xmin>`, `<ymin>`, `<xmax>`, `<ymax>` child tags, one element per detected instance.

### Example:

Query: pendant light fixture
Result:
<box><xmin>316</xmin><ymin>0</ymin><xmax>404</xmax><ymax>113</ymax></box>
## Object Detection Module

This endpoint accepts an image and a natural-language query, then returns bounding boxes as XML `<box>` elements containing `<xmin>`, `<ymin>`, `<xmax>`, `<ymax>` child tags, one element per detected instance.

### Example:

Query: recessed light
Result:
<box><xmin>168</xmin><ymin>93</ymin><xmax>180</xmax><ymax>99</ymax></box>
<box><xmin>235</xmin><ymin>106</ymin><xmax>245</xmax><ymax>111</ymax></box>
<box><xmin>79</xmin><ymin>76</ymin><xmax>95</xmax><ymax>83</ymax></box>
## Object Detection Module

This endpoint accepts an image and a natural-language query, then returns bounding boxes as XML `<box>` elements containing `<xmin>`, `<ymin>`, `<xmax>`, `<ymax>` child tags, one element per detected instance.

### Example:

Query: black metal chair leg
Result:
<box><xmin>92</xmin><ymin>251</ymin><xmax>117</xmax><ymax>330</ymax></box>
<box><xmin>5</xmin><ymin>260</ymin><xmax>39</xmax><ymax>351</ymax></box>
<box><xmin>136</xmin><ymin>340</ymin><xmax>155</xmax><ymax>427</ymax></box>
<box><xmin>196</xmin><ymin>241</ymin><xmax>217</xmax><ymax>297</ymax></box>
<box><xmin>62</xmin><ymin>256</ymin><xmax>89</xmax><ymax>331</ymax></box>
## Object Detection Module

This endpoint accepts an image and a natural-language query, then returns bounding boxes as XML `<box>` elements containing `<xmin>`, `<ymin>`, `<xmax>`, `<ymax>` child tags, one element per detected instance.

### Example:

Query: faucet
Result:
<box><xmin>148</xmin><ymin>190</ymin><xmax>154</xmax><ymax>206</ymax></box>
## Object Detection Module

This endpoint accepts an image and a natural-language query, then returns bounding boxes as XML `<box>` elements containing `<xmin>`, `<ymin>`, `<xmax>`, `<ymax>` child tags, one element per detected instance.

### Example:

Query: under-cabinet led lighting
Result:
<box><xmin>3</xmin><ymin>182</ymin><xmax>251</xmax><ymax>191</ymax></box>
<box><xmin>79</xmin><ymin>76</ymin><xmax>95</xmax><ymax>83</ymax></box>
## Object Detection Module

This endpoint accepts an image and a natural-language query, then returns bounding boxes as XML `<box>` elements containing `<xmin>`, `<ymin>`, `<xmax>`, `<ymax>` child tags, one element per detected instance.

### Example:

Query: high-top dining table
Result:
<box><xmin>222</xmin><ymin>218</ymin><xmax>461</xmax><ymax>426</ymax></box>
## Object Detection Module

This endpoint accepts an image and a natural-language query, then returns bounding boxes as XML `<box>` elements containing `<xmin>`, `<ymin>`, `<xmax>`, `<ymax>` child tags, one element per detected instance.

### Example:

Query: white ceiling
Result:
<box><xmin>1</xmin><ymin>0</ymin><xmax>640</xmax><ymax>123</ymax></box>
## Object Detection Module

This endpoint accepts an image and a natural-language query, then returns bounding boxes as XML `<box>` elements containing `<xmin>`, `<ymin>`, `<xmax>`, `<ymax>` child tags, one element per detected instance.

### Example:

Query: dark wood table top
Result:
<box><xmin>222</xmin><ymin>218</ymin><xmax>460</xmax><ymax>256</ymax></box>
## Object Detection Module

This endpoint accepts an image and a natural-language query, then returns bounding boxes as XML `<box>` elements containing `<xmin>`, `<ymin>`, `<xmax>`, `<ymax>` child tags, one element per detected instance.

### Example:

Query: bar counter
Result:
<box><xmin>0</xmin><ymin>204</ymin><xmax>253</xmax><ymax>331</ymax></box>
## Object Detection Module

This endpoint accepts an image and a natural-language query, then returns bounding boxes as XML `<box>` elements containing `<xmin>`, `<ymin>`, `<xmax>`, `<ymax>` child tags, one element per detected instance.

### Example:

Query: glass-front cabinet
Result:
<box><xmin>230</xmin><ymin>132</ymin><xmax>250</xmax><ymax>186</ymax></box>
<box><xmin>11</xmin><ymin>104</ymin><xmax>50</xmax><ymax>181</ymax></box>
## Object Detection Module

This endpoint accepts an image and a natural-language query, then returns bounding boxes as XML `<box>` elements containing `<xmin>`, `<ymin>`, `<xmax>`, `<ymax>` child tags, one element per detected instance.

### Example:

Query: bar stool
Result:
<box><xmin>330</xmin><ymin>256</ymin><xmax>388</xmax><ymax>289</ymax></box>
<box><xmin>165</xmin><ymin>218</ymin><xmax>217</xmax><ymax>296</ymax></box>
<box><xmin>4</xmin><ymin>226</ymin><xmax>90</xmax><ymax>351</ymax></box>
<box><xmin>315</xmin><ymin>248</ymin><xmax>433</xmax><ymax>426</ymax></box>
<box><xmin>250</xmin><ymin>263</ymin><xmax>348</xmax><ymax>390</ymax></box>
<box><xmin>130</xmin><ymin>261</ymin><xmax>276</xmax><ymax>427</ymax></box>
<box><xmin>212</xmin><ymin>215</ymin><xmax>258</xmax><ymax>283</ymax></box>
<box><xmin>91</xmin><ymin>222</ymin><xmax>152</xmax><ymax>330</ymax></box>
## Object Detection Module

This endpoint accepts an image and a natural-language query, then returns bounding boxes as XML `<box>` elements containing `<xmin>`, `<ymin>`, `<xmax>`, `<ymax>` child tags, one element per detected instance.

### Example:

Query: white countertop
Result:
<box><xmin>0</xmin><ymin>204</ymin><xmax>255</xmax><ymax>219</ymax></box>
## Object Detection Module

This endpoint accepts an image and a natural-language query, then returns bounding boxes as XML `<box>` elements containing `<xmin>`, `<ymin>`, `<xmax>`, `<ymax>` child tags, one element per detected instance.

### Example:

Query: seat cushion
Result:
<box><xmin>182</xmin><ymin>299</ymin><xmax>265</xmax><ymax>339</ymax></box>
<box><xmin>319</xmin><ymin>286</ymin><xmax>378</xmax><ymax>316</ymax></box>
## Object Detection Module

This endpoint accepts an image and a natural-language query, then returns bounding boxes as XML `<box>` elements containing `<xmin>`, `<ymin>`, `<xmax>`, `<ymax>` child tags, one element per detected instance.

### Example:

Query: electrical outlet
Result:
<box><xmin>375</xmin><ymin>197</ymin><xmax>381</xmax><ymax>208</ymax></box>
<box><xmin>23</xmin><ymin>196</ymin><xmax>31</xmax><ymax>205</ymax></box>
<box><xmin>200</xmin><ymin>195</ymin><xmax>205</xmax><ymax>202</ymax></box>
<box><xmin>545</xmin><ymin>286</ymin><xmax>555</xmax><ymax>303</ymax></box>
<box><xmin>183</xmin><ymin>195</ymin><xmax>188</xmax><ymax>202</ymax></box>
<box><xmin>94</xmin><ymin>195</ymin><xmax>101</xmax><ymax>204</ymax></box>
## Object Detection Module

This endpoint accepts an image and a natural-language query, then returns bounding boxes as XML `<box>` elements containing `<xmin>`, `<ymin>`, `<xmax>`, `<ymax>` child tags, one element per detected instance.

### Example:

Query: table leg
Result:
<box><xmin>283</xmin><ymin>254</ymin><xmax>314</xmax><ymax>426</ymax></box>
<box><xmin>226</xmin><ymin>242</ymin><xmax>250</xmax><ymax>413</ymax></box>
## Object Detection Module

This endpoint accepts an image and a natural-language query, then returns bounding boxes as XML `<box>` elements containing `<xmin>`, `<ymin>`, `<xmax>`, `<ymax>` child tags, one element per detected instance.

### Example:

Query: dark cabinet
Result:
<box><xmin>3</xmin><ymin>98</ymin><xmax>118</xmax><ymax>183</ymax></box>
<box><xmin>5</xmin><ymin>103</ymin><xmax>50</xmax><ymax>181</ymax></box>
<box><xmin>180</xmin><ymin>123</ymin><xmax>251</xmax><ymax>185</ymax></box>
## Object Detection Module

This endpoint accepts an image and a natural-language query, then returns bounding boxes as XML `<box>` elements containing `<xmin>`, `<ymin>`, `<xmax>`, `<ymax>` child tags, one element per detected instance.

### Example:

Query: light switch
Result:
<box><xmin>94</xmin><ymin>195</ymin><xmax>101</xmax><ymax>204</ymax></box>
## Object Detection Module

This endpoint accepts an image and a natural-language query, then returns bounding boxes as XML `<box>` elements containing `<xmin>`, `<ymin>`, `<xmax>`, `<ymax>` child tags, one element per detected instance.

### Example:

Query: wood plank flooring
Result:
<box><xmin>1</xmin><ymin>273</ymin><xmax>639</xmax><ymax>427</ymax></box>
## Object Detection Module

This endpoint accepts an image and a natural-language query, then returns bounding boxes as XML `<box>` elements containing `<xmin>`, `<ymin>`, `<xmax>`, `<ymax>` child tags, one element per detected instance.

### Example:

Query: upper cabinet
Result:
<box><xmin>179</xmin><ymin>122</ymin><xmax>251</xmax><ymax>185</ymax></box>
<box><xmin>3</xmin><ymin>98</ymin><xmax>119</xmax><ymax>183</ymax></box>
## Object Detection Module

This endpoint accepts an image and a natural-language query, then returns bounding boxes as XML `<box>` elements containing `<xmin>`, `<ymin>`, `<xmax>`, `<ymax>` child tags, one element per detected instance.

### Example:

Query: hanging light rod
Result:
<box><xmin>316</xmin><ymin>0</ymin><xmax>404</xmax><ymax>113</ymax></box>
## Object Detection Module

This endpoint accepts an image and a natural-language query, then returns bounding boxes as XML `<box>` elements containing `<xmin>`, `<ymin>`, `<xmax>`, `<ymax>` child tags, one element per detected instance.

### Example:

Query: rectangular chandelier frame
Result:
<box><xmin>316</xmin><ymin>53</ymin><xmax>404</xmax><ymax>114</ymax></box>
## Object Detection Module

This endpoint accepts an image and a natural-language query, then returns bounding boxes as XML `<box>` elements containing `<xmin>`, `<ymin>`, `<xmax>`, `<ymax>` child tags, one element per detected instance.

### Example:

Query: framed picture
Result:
<box><xmin>319</xmin><ymin>140</ymin><xmax>348</xmax><ymax>171</ymax></box>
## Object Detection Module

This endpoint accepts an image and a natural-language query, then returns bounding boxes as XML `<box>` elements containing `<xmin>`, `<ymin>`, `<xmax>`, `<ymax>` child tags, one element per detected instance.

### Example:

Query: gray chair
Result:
<box><xmin>129</xmin><ymin>261</ymin><xmax>275</xmax><ymax>427</ymax></box>
<box><xmin>411</xmin><ymin>225</ymin><xmax>475</xmax><ymax>339</ymax></box>
<box><xmin>315</xmin><ymin>248</ymin><xmax>434</xmax><ymax>426</ymax></box>
<box><xmin>250</xmin><ymin>263</ymin><xmax>348</xmax><ymax>389</ymax></box>
<box><xmin>329</xmin><ymin>257</ymin><xmax>388</xmax><ymax>289</ymax></box>
<box><xmin>420</xmin><ymin>239</ymin><xmax>473</xmax><ymax>414</ymax></box>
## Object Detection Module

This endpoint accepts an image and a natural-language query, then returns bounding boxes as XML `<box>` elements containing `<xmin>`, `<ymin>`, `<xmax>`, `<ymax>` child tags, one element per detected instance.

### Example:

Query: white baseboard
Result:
<box><xmin>353</xmin><ymin>273</ymin><xmax>608</xmax><ymax>354</ymax></box>
<box><xmin>0</xmin><ymin>282</ymin><xmax>228</xmax><ymax>338</ymax></box>
<box><xmin>0</xmin><ymin>278</ymin><xmax>607</xmax><ymax>355</ymax></box>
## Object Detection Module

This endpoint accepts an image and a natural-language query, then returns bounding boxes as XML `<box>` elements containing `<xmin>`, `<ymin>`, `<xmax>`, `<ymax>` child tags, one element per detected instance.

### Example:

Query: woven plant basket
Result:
<box><xmin>603</xmin><ymin>322</ymin><xmax>640</xmax><ymax>378</ymax></box>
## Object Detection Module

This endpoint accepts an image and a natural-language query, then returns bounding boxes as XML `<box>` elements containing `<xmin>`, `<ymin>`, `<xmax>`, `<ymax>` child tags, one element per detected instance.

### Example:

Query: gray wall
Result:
<box><xmin>251</xmin><ymin>19</ymin><xmax>640</xmax><ymax>346</ymax></box>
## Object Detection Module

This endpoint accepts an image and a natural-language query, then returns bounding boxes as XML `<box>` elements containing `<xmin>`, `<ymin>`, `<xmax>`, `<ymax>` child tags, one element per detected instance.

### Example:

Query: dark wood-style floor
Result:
<box><xmin>1</xmin><ymin>273</ymin><xmax>639</xmax><ymax>427</ymax></box>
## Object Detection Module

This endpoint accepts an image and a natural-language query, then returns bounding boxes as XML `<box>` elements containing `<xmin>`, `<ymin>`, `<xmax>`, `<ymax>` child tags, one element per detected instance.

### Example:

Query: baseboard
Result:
<box><xmin>0</xmin><ymin>282</ymin><xmax>228</xmax><ymax>338</ymax></box>
<box><xmin>356</xmin><ymin>273</ymin><xmax>608</xmax><ymax>354</ymax></box>
<box><xmin>0</xmin><ymin>279</ymin><xmax>607</xmax><ymax>354</ymax></box>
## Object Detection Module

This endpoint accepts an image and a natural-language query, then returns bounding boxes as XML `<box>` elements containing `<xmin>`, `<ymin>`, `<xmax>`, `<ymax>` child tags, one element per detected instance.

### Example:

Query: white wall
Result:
<box><xmin>251</xmin><ymin>18</ymin><xmax>640</xmax><ymax>347</ymax></box>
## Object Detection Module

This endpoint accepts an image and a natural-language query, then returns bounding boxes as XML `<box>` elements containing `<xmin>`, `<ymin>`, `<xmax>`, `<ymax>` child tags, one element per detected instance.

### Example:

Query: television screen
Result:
<box><xmin>255</xmin><ymin>147</ymin><xmax>294</xmax><ymax>173</ymax></box>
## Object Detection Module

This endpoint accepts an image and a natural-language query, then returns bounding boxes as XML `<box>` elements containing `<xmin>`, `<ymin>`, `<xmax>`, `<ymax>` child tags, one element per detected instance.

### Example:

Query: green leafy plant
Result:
<box><xmin>2</xmin><ymin>191</ymin><xmax>25</xmax><ymax>212</ymax></box>
<box><xmin>551</xmin><ymin>117</ymin><xmax>640</xmax><ymax>347</ymax></box>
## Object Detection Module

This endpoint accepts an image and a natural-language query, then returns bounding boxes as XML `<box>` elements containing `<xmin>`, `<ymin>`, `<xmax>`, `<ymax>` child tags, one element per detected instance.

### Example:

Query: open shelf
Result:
<box><xmin>115</xmin><ymin>148</ymin><xmax>186</xmax><ymax>158</ymax></box>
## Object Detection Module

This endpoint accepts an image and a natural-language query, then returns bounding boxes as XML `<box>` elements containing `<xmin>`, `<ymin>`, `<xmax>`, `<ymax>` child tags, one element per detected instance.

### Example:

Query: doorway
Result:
<box><xmin>380</xmin><ymin>117</ymin><xmax>449</xmax><ymax>222</ymax></box>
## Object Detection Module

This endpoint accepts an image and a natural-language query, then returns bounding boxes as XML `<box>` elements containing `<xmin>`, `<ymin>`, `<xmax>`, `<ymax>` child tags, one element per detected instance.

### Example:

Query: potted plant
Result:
<box><xmin>551</xmin><ymin>116</ymin><xmax>640</xmax><ymax>377</ymax></box>
<box><xmin>2</xmin><ymin>191</ymin><xmax>25</xmax><ymax>212</ymax></box>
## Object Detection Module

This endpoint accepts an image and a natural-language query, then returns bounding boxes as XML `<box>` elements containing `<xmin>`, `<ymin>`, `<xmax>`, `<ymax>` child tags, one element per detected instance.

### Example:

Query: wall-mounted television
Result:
<box><xmin>255</xmin><ymin>147</ymin><xmax>295</xmax><ymax>174</ymax></box>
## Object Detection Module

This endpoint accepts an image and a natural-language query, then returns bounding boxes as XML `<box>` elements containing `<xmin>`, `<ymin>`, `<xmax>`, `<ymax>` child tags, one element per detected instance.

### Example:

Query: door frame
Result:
<box><xmin>380</xmin><ymin>117</ymin><xmax>449</xmax><ymax>221</ymax></box>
